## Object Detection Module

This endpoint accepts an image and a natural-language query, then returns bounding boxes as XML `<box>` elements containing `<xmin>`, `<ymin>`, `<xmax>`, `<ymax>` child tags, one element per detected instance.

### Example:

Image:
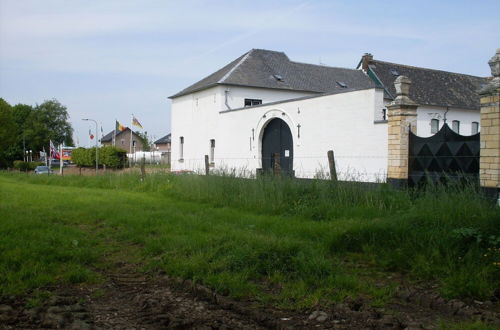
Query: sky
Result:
<box><xmin>1</xmin><ymin>0</ymin><xmax>499</xmax><ymax>147</ymax></box>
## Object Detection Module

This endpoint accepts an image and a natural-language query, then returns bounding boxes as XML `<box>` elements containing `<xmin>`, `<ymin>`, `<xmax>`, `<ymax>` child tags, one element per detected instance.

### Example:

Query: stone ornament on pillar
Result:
<box><xmin>386</xmin><ymin>75</ymin><xmax>418</xmax><ymax>188</ymax></box>
<box><xmin>478</xmin><ymin>49</ymin><xmax>500</xmax><ymax>203</ymax></box>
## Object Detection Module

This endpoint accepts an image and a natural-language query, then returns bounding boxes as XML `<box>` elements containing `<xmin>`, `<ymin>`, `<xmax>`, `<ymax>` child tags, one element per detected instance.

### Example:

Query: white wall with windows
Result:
<box><xmin>171</xmin><ymin>87</ymin><xmax>388</xmax><ymax>181</ymax></box>
<box><xmin>382</xmin><ymin>101</ymin><xmax>480</xmax><ymax>137</ymax></box>
<box><xmin>414</xmin><ymin>105</ymin><xmax>480</xmax><ymax>137</ymax></box>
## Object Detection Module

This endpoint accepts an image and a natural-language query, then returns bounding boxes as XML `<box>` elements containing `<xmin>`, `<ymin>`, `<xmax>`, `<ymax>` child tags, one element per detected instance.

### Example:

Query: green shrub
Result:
<box><xmin>13</xmin><ymin>160</ymin><xmax>44</xmax><ymax>171</ymax></box>
<box><xmin>72</xmin><ymin>146</ymin><xmax>127</xmax><ymax>168</ymax></box>
<box><xmin>100</xmin><ymin>146</ymin><xmax>127</xmax><ymax>168</ymax></box>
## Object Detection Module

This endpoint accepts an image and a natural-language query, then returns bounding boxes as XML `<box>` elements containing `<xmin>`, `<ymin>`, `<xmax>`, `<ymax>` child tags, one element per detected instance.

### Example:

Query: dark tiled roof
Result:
<box><xmin>155</xmin><ymin>133</ymin><xmax>171</xmax><ymax>144</ymax></box>
<box><xmin>101</xmin><ymin>128</ymin><xmax>132</xmax><ymax>142</ymax></box>
<box><xmin>170</xmin><ymin>49</ymin><xmax>374</xmax><ymax>98</ymax></box>
<box><xmin>368</xmin><ymin>60</ymin><xmax>488</xmax><ymax>110</ymax></box>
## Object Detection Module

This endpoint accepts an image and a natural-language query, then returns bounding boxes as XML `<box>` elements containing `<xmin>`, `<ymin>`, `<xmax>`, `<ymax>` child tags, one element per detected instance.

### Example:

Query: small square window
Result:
<box><xmin>244</xmin><ymin>99</ymin><xmax>262</xmax><ymax>107</ymax></box>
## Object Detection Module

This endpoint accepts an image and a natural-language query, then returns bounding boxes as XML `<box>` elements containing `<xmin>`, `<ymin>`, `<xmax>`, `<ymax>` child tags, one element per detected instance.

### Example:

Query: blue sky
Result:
<box><xmin>1</xmin><ymin>0</ymin><xmax>499</xmax><ymax>146</ymax></box>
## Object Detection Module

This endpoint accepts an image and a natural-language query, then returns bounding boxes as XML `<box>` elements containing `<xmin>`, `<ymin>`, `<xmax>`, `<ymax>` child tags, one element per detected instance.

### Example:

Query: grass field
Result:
<box><xmin>0</xmin><ymin>172</ymin><xmax>499</xmax><ymax>309</ymax></box>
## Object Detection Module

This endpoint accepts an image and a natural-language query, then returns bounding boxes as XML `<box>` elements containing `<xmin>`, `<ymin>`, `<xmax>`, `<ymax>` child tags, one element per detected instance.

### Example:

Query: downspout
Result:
<box><xmin>224</xmin><ymin>89</ymin><xmax>232</xmax><ymax>110</ymax></box>
<box><xmin>443</xmin><ymin>107</ymin><xmax>449</xmax><ymax>124</ymax></box>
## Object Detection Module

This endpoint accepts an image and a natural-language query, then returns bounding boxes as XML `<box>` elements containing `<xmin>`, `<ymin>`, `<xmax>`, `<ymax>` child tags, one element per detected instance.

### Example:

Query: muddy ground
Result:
<box><xmin>1</xmin><ymin>263</ymin><xmax>498</xmax><ymax>329</ymax></box>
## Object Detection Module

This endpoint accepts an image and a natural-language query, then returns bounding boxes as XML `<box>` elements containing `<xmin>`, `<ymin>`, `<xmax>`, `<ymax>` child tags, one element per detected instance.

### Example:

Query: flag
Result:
<box><xmin>49</xmin><ymin>140</ymin><xmax>60</xmax><ymax>160</ymax></box>
<box><xmin>116</xmin><ymin>120</ymin><xmax>126</xmax><ymax>132</ymax></box>
<box><xmin>132</xmin><ymin>116</ymin><xmax>143</xmax><ymax>129</ymax></box>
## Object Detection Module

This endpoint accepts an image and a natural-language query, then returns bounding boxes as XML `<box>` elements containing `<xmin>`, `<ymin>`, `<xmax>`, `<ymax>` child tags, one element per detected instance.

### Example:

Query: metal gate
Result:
<box><xmin>408</xmin><ymin>124</ymin><xmax>480</xmax><ymax>186</ymax></box>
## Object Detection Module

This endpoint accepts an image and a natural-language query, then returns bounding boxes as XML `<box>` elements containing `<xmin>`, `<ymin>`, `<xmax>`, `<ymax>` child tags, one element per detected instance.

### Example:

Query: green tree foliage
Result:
<box><xmin>72</xmin><ymin>146</ymin><xmax>127</xmax><ymax>168</ymax></box>
<box><xmin>0</xmin><ymin>98</ymin><xmax>74</xmax><ymax>168</ymax></box>
<box><xmin>135</xmin><ymin>131</ymin><xmax>151</xmax><ymax>151</ymax></box>
<box><xmin>0</xmin><ymin>99</ymin><xmax>17</xmax><ymax>167</ymax></box>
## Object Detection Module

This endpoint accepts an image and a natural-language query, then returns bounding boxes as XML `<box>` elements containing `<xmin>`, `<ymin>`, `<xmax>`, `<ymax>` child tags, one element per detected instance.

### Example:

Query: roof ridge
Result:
<box><xmin>217</xmin><ymin>50</ymin><xmax>252</xmax><ymax>83</ymax></box>
<box><xmin>289</xmin><ymin>59</ymin><xmax>362</xmax><ymax>72</ymax></box>
<box><xmin>372</xmin><ymin>59</ymin><xmax>486</xmax><ymax>79</ymax></box>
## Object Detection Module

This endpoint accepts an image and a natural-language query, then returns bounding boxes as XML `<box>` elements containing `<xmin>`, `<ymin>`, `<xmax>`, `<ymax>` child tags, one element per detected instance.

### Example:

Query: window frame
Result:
<box><xmin>452</xmin><ymin>120</ymin><xmax>460</xmax><ymax>134</ymax></box>
<box><xmin>471</xmin><ymin>121</ymin><xmax>479</xmax><ymax>135</ymax></box>
<box><xmin>209</xmin><ymin>139</ymin><xmax>215</xmax><ymax>164</ymax></box>
<box><xmin>179</xmin><ymin>136</ymin><xmax>184</xmax><ymax>161</ymax></box>
<box><xmin>430</xmin><ymin>119</ymin><xmax>439</xmax><ymax>134</ymax></box>
<box><xmin>244</xmin><ymin>98</ymin><xmax>262</xmax><ymax>107</ymax></box>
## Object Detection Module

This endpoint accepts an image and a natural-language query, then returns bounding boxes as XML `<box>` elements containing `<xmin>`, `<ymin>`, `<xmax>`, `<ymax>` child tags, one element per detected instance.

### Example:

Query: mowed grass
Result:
<box><xmin>0</xmin><ymin>172</ymin><xmax>499</xmax><ymax>308</ymax></box>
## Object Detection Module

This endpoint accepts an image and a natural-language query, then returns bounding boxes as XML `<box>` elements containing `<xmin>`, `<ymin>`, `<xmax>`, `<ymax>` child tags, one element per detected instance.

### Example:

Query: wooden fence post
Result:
<box><xmin>140</xmin><ymin>156</ymin><xmax>146</xmax><ymax>181</ymax></box>
<box><xmin>205</xmin><ymin>155</ymin><xmax>209</xmax><ymax>175</ymax></box>
<box><xmin>327</xmin><ymin>150</ymin><xmax>337</xmax><ymax>181</ymax></box>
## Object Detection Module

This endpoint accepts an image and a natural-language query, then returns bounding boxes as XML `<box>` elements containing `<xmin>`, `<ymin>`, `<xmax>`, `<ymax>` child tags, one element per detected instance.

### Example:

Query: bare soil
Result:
<box><xmin>1</xmin><ymin>261</ymin><xmax>498</xmax><ymax>330</ymax></box>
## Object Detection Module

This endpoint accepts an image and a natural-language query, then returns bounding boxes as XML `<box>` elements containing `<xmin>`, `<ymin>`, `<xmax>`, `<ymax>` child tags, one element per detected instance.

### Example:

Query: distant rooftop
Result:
<box><xmin>154</xmin><ymin>133</ymin><xmax>171</xmax><ymax>144</ymax></box>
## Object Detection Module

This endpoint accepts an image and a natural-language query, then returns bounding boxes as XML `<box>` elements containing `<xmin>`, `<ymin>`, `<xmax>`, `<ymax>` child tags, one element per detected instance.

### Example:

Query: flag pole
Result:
<box><xmin>59</xmin><ymin>143</ymin><xmax>63</xmax><ymax>175</ymax></box>
<box><xmin>129</xmin><ymin>114</ymin><xmax>133</xmax><ymax>166</ymax></box>
<box><xmin>48</xmin><ymin>140</ymin><xmax>52</xmax><ymax>176</ymax></box>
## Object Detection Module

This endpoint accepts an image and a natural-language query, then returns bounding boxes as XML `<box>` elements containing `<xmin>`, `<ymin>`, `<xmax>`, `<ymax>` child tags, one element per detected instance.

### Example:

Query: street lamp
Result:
<box><xmin>82</xmin><ymin>118</ymin><xmax>99</xmax><ymax>174</ymax></box>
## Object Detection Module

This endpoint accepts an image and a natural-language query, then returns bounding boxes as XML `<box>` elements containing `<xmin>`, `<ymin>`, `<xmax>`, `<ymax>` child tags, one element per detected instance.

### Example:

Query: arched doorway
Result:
<box><xmin>261</xmin><ymin>118</ymin><xmax>293</xmax><ymax>175</ymax></box>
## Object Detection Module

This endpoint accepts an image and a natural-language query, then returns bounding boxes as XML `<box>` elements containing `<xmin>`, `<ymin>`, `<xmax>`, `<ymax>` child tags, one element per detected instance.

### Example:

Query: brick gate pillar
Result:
<box><xmin>479</xmin><ymin>49</ymin><xmax>500</xmax><ymax>204</ymax></box>
<box><xmin>386</xmin><ymin>76</ymin><xmax>418</xmax><ymax>188</ymax></box>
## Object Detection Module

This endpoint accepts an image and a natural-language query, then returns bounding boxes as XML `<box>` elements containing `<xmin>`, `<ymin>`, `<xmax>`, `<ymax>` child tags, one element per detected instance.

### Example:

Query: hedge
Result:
<box><xmin>13</xmin><ymin>161</ymin><xmax>44</xmax><ymax>172</ymax></box>
<box><xmin>72</xmin><ymin>146</ymin><xmax>127</xmax><ymax>168</ymax></box>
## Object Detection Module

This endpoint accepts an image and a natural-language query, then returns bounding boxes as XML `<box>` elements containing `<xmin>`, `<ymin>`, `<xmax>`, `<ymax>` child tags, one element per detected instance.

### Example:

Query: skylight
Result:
<box><xmin>273</xmin><ymin>74</ymin><xmax>283</xmax><ymax>81</ymax></box>
<box><xmin>336</xmin><ymin>81</ymin><xmax>347</xmax><ymax>88</ymax></box>
<box><xmin>390</xmin><ymin>69</ymin><xmax>399</xmax><ymax>76</ymax></box>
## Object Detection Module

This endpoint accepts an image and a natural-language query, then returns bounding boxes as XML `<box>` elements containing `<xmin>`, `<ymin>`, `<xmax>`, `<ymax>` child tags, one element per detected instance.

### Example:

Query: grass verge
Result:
<box><xmin>0</xmin><ymin>172</ymin><xmax>499</xmax><ymax>305</ymax></box>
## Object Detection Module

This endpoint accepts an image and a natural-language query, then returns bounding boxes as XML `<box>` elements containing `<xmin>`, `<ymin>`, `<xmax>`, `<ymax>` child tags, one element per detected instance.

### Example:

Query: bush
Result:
<box><xmin>72</xmin><ymin>146</ymin><xmax>127</xmax><ymax>168</ymax></box>
<box><xmin>100</xmin><ymin>146</ymin><xmax>127</xmax><ymax>168</ymax></box>
<box><xmin>13</xmin><ymin>161</ymin><xmax>44</xmax><ymax>172</ymax></box>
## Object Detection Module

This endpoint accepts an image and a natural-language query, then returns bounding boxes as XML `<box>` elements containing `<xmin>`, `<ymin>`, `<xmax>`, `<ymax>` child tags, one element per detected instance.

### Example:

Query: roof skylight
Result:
<box><xmin>273</xmin><ymin>74</ymin><xmax>283</xmax><ymax>81</ymax></box>
<box><xmin>390</xmin><ymin>69</ymin><xmax>399</xmax><ymax>76</ymax></box>
<box><xmin>336</xmin><ymin>81</ymin><xmax>347</xmax><ymax>88</ymax></box>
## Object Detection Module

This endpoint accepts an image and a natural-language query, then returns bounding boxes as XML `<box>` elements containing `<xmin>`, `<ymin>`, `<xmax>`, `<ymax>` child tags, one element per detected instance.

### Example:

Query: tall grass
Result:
<box><xmin>3</xmin><ymin>171</ymin><xmax>499</xmax><ymax>300</ymax></box>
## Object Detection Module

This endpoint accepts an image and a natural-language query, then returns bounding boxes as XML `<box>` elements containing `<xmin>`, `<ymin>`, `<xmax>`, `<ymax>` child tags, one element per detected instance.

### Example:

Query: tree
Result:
<box><xmin>35</xmin><ymin>99</ymin><xmax>74</xmax><ymax>146</ymax></box>
<box><xmin>0</xmin><ymin>98</ymin><xmax>75</xmax><ymax>168</ymax></box>
<box><xmin>0</xmin><ymin>99</ymin><xmax>16</xmax><ymax>167</ymax></box>
<box><xmin>136</xmin><ymin>131</ymin><xmax>151</xmax><ymax>151</ymax></box>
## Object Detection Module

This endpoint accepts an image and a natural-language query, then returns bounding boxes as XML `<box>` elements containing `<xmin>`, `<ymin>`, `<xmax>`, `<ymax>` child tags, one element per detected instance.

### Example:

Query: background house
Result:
<box><xmin>154</xmin><ymin>133</ymin><xmax>171</xmax><ymax>165</ymax></box>
<box><xmin>101</xmin><ymin>128</ymin><xmax>145</xmax><ymax>153</ymax></box>
<box><xmin>154</xmin><ymin>133</ymin><xmax>171</xmax><ymax>152</ymax></box>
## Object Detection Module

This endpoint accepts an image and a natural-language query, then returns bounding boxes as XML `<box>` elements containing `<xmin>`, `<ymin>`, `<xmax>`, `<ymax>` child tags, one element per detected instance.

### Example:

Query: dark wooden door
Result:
<box><xmin>262</xmin><ymin>118</ymin><xmax>293</xmax><ymax>175</ymax></box>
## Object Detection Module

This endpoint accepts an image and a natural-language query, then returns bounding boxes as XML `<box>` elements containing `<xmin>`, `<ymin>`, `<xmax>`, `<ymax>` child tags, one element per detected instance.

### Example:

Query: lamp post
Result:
<box><xmin>82</xmin><ymin>118</ymin><xmax>99</xmax><ymax>174</ymax></box>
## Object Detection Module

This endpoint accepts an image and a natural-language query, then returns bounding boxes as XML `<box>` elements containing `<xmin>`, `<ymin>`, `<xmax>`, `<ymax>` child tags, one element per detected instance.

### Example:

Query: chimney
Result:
<box><xmin>361</xmin><ymin>53</ymin><xmax>373</xmax><ymax>72</ymax></box>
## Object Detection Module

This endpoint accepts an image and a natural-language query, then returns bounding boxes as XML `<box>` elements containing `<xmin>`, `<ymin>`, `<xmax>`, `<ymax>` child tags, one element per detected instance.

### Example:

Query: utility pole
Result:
<box><xmin>23</xmin><ymin>132</ymin><xmax>26</xmax><ymax>162</ymax></box>
<box><xmin>82</xmin><ymin>118</ymin><xmax>99</xmax><ymax>174</ymax></box>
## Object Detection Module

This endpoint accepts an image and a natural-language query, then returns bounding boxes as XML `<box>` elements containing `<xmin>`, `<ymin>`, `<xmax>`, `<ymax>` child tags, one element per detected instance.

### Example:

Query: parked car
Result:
<box><xmin>34</xmin><ymin>166</ymin><xmax>52</xmax><ymax>175</ymax></box>
<box><xmin>50</xmin><ymin>159</ymin><xmax>69</xmax><ymax>166</ymax></box>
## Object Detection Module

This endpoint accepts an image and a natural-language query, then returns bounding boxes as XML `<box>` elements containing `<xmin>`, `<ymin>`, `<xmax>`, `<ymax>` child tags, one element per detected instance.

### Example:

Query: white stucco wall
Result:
<box><xmin>171</xmin><ymin>87</ymin><xmax>388</xmax><ymax>182</ymax></box>
<box><xmin>416</xmin><ymin>106</ymin><xmax>480</xmax><ymax>137</ymax></box>
<box><xmin>382</xmin><ymin>99</ymin><xmax>480</xmax><ymax>137</ymax></box>
<box><xmin>223</xmin><ymin>86</ymin><xmax>316</xmax><ymax>110</ymax></box>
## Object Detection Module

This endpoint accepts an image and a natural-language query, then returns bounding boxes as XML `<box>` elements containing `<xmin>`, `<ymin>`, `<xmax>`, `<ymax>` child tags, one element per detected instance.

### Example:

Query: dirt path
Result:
<box><xmin>1</xmin><ymin>261</ymin><xmax>499</xmax><ymax>329</ymax></box>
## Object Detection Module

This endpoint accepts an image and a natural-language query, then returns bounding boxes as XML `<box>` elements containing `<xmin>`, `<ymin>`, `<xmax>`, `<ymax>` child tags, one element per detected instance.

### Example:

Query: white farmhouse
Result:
<box><xmin>169</xmin><ymin>49</ymin><xmax>486</xmax><ymax>181</ymax></box>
